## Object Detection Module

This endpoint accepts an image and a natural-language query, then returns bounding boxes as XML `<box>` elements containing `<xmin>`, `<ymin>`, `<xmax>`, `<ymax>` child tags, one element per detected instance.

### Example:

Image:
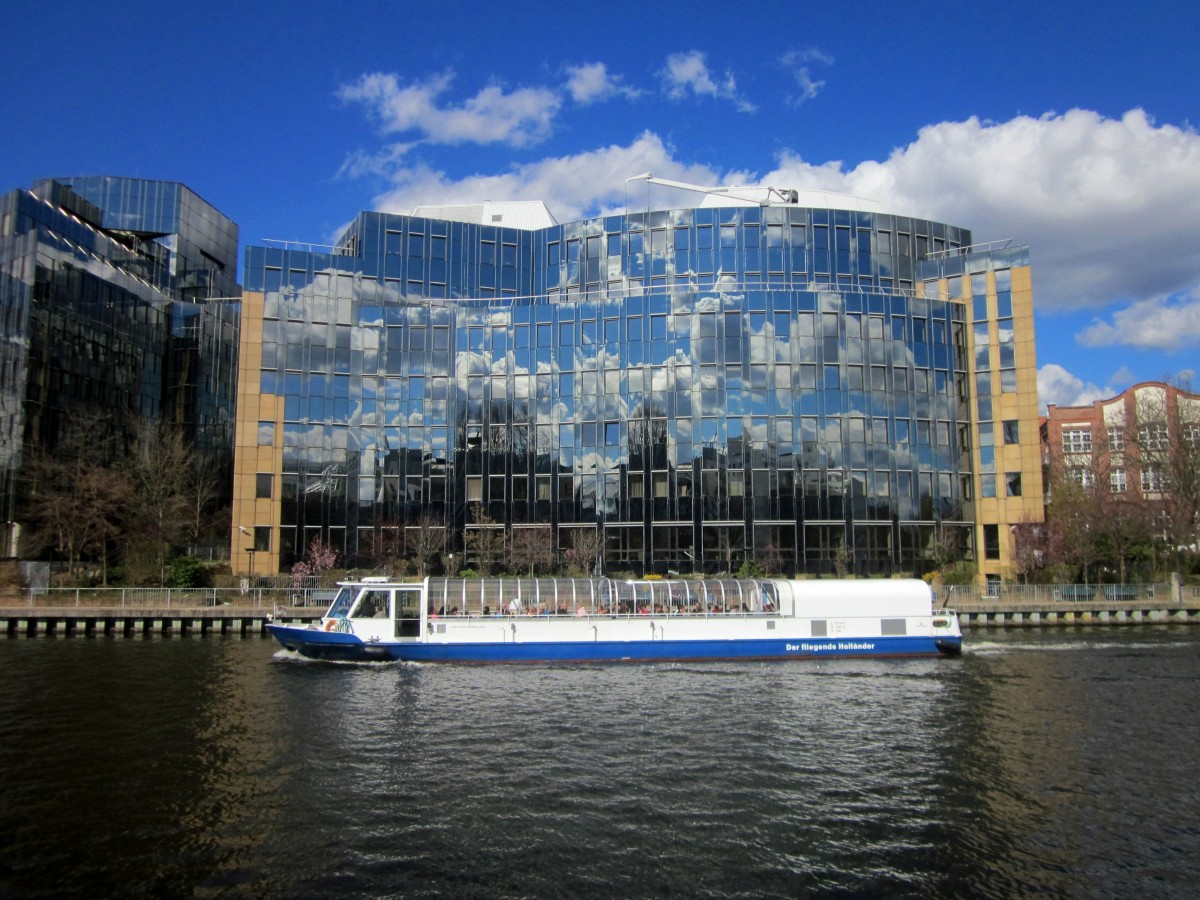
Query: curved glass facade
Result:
<box><xmin>238</xmin><ymin>203</ymin><xmax>988</xmax><ymax>576</ymax></box>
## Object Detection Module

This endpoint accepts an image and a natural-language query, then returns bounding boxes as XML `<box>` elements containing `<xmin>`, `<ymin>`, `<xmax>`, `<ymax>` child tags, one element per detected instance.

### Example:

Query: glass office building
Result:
<box><xmin>0</xmin><ymin>177</ymin><xmax>240</xmax><ymax>557</ymax></box>
<box><xmin>233</xmin><ymin>190</ymin><xmax>1042</xmax><ymax>578</ymax></box>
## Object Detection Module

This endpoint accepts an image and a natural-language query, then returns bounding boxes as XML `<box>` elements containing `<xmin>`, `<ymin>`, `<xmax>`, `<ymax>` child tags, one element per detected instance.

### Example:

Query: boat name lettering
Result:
<box><xmin>787</xmin><ymin>642</ymin><xmax>876</xmax><ymax>652</ymax></box>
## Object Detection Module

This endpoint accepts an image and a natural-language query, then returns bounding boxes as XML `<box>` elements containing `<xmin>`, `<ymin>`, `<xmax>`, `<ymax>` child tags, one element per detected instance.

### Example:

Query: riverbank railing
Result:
<box><xmin>941</xmin><ymin>582</ymin><xmax>1199</xmax><ymax>610</ymax></box>
<box><xmin>8</xmin><ymin>586</ymin><xmax>337</xmax><ymax>610</ymax></box>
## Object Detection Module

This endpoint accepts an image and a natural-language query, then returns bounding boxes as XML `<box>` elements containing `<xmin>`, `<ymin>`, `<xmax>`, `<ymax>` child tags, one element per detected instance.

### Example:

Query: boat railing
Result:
<box><xmin>424</xmin><ymin>577</ymin><xmax>777</xmax><ymax>618</ymax></box>
<box><xmin>429</xmin><ymin>607</ymin><xmax>782</xmax><ymax>620</ymax></box>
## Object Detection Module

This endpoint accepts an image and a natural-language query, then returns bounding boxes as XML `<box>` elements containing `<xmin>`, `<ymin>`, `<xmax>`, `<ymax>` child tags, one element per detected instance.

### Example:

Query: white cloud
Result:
<box><xmin>337</xmin><ymin>142</ymin><xmax>415</xmax><ymax>179</ymax></box>
<box><xmin>563</xmin><ymin>62</ymin><xmax>640</xmax><ymax>104</ymax></box>
<box><xmin>1109</xmin><ymin>365</ymin><xmax>1136</xmax><ymax>387</ymax></box>
<box><xmin>343</xmin><ymin>99</ymin><xmax>1200</xmax><ymax>354</ymax></box>
<box><xmin>1076</xmin><ymin>293</ymin><xmax>1200</xmax><ymax>352</ymax></box>
<box><xmin>1038</xmin><ymin>363</ymin><xmax>1114</xmax><ymax>411</ymax></box>
<box><xmin>660</xmin><ymin>51</ymin><xmax>755</xmax><ymax>113</ymax></box>
<box><xmin>338</xmin><ymin>71</ymin><xmax>560</xmax><ymax>147</ymax></box>
<box><xmin>780</xmin><ymin>48</ymin><xmax>832</xmax><ymax>105</ymax></box>
<box><xmin>758</xmin><ymin>109</ymin><xmax>1200</xmax><ymax>315</ymax></box>
<box><xmin>368</xmin><ymin>132</ymin><xmax>724</xmax><ymax>223</ymax></box>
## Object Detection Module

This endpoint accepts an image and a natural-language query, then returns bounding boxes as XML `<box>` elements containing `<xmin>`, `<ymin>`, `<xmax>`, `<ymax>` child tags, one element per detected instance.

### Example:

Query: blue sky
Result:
<box><xmin>4</xmin><ymin>0</ymin><xmax>1198</xmax><ymax>409</ymax></box>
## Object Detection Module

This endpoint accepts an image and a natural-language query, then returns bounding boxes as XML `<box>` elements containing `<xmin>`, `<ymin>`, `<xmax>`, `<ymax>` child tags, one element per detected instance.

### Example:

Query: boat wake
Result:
<box><xmin>966</xmin><ymin>638</ymin><xmax>1196</xmax><ymax>655</ymax></box>
<box><xmin>271</xmin><ymin>648</ymin><xmax>412</xmax><ymax>667</ymax></box>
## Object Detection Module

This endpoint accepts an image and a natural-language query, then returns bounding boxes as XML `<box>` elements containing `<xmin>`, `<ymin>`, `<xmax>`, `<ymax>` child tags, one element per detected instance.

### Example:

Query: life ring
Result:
<box><xmin>324</xmin><ymin>619</ymin><xmax>337</xmax><ymax>632</ymax></box>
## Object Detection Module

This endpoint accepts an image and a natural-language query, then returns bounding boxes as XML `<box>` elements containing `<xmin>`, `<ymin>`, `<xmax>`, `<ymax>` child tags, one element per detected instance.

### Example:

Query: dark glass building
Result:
<box><xmin>0</xmin><ymin>177</ymin><xmax>240</xmax><ymax>557</ymax></box>
<box><xmin>233</xmin><ymin>188</ymin><xmax>1042</xmax><ymax>579</ymax></box>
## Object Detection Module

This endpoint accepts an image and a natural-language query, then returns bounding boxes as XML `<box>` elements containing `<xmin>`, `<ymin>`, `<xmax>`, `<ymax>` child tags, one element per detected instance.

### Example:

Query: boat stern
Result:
<box><xmin>931</xmin><ymin>609</ymin><xmax>963</xmax><ymax>656</ymax></box>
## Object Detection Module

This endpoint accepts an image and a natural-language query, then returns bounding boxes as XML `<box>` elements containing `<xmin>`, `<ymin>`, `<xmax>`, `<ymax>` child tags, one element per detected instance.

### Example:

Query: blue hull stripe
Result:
<box><xmin>267</xmin><ymin>625</ymin><xmax>961</xmax><ymax>663</ymax></box>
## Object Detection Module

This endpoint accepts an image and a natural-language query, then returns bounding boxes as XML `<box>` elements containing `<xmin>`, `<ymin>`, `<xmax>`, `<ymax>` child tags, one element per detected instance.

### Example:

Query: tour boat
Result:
<box><xmin>267</xmin><ymin>576</ymin><xmax>962</xmax><ymax>663</ymax></box>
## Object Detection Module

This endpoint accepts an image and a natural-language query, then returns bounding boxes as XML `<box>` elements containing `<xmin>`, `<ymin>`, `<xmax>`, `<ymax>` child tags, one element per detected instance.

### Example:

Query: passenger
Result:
<box><xmin>483</xmin><ymin>605</ymin><xmax>491</xmax><ymax>616</ymax></box>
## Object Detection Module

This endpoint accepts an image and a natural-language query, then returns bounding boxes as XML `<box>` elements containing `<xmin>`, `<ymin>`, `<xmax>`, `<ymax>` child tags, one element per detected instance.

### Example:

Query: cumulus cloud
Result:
<box><xmin>780</xmin><ymin>48</ymin><xmax>832</xmax><ymax>105</ymax></box>
<box><xmin>564</xmin><ymin>62</ymin><xmax>640</xmax><ymax>104</ymax></box>
<box><xmin>1076</xmin><ymin>293</ymin><xmax>1200</xmax><ymax>352</ymax></box>
<box><xmin>337</xmin><ymin>142</ymin><xmax>415</xmax><ymax>179</ymax></box>
<box><xmin>338</xmin><ymin>71</ymin><xmax>560</xmax><ymax>147</ymax></box>
<box><xmin>342</xmin><ymin>95</ymin><xmax>1200</xmax><ymax>356</ymax></box>
<box><xmin>660</xmin><ymin>51</ymin><xmax>755</xmax><ymax>113</ymax></box>
<box><xmin>1037</xmin><ymin>363</ymin><xmax>1114</xmax><ymax>411</ymax></box>
<box><xmin>1109</xmin><ymin>366</ymin><xmax>1136</xmax><ymax>387</ymax></box>
<box><xmin>368</xmin><ymin>131</ymin><xmax>724</xmax><ymax>223</ymax></box>
<box><xmin>757</xmin><ymin>109</ymin><xmax>1200</xmax><ymax>314</ymax></box>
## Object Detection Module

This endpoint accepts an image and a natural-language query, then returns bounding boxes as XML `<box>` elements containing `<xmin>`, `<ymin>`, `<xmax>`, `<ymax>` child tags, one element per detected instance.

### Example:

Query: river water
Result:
<box><xmin>0</xmin><ymin>628</ymin><xmax>1197</xmax><ymax>898</ymax></box>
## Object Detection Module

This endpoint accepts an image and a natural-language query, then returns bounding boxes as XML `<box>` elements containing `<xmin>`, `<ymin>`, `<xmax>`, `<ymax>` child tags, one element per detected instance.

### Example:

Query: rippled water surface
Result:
<box><xmin>1</xmin><ymin>628</ymin><xmax>1198</xmax><ymax>898</ymax></box>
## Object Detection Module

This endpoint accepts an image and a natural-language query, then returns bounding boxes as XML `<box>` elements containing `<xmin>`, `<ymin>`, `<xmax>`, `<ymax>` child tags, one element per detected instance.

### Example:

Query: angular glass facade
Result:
<box><xmin>0</xmin><ymin>178</ymin><xmax>240</xmax><ymax>556</ymax></box>
<box><xmin>236</xmin><ymin>200</ymin><xmax>1038</xmax><ymax>577</ymax></box>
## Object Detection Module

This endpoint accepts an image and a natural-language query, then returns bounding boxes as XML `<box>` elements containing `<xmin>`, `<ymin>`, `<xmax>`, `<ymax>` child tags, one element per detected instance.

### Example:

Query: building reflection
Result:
<box><xmin>233</xmin><ymin>192</ymin><xmax>1039</xmax><ymax>577</ymax></box>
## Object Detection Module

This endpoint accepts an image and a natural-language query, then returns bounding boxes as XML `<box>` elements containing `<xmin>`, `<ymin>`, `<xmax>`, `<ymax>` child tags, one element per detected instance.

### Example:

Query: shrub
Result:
<box><xmin>166</xmin><ymin>555</ymin><xmax>213</xmax><ymax>589</ymax></box>
<box><xmin>737</xmin><ymin>559</ymin><xmax>765</xmax><ymax>578</ymax></box>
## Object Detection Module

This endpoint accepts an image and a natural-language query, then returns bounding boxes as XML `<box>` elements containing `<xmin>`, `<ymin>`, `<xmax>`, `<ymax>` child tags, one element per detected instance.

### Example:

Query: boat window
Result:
<box><xmin>396</xmin><ymin>588</ymin><xmax>422</xmax><ymax>637</ymax></box>
<box><xmin>881</xmin><ymin>618</ymin><xmax>907</xmax><ymax>635</ymax></box>
<box><xmin>326</xmin><ymin>587</ymin><xmax>356</xmax><ymax>618</ymax></box>
<box><xmin>351</xmin><ymin>590</ymin><xmax>389</xmax><ymax>618</ymax></box>
<box><xmin>758</xmin><ymin>582</ymin><xmax>779</xmax><ymax>612</ymax></box>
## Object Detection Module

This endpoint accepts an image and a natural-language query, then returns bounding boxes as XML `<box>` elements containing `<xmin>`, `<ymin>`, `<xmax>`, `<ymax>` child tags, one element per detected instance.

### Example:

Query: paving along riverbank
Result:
<box><xmin>3</xmin><ymin>597</ymin><xmax>1199</xmax><ymax>636</ymax></box>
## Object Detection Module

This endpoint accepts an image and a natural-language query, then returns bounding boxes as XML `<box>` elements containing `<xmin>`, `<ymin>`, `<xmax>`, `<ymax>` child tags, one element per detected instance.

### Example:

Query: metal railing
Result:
<box><xmin>940</xmin><ymin>583</ymin><xmax>1190</xmax><ymax>608</ymax></box>
<box><xmin>11</xmin><ymin>586</ymin><xmax>334</xmax><ymax>610</ymax></box>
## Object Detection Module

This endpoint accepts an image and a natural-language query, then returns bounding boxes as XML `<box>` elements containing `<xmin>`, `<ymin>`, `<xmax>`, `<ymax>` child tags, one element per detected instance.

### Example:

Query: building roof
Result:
<box><xmin>409</xmin><ymin>200</ymin><xmax>558</xmax><ymax>230</ymax></box>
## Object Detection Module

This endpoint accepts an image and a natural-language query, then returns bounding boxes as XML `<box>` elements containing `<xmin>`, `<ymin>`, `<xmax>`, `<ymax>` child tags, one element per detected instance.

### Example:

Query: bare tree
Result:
<box><xmin>508</xmin><ymin>525</ymin><xmax>555</xmax><ymax>576</ymax></box>
<box><xmin>1011</xmin><ymin>516</ymin><xmax>1070</xmax><ymax>584</ymax></box>
<box><xmin>184</xmin><ymin>449</ymin><xmax>230</xmax><ymax>548</ymax></box>
<box><xmin>1123</xmin><ymin>384</ymin><xmax>1200</xmax><ymax>576</ymax></box>
<box><xmin>21</xmin><ymin>413</ymin><xmax>131</xmax><ymax>584</ymax></box>
<box><xmin>756</xmin><ymin>541</ymin><xmax>784</xmax><ymax>577</ymax></box>
<box><xmin>929</xmin><ymin>524</ymin><xmax>962</xmax><ymax>572</ymax></box>
<box><xmin>124</xmin><ymin>422</ymin><xmax>194</xmax><ymax>584</ymax></box>
<box><xmin>365</xmin><ymin>522</ymin><xmax>406</xmax><ymax>572</ymax></box>
<box><xmin>463</xmin><ymin>505</ymin><xmax>504</xmax><ymax>575</ymax></box>
<box><xmin>408</xmin><ymin>511</ymin><xmax>445</xmax><ymax>577</ymax></box>
<box><xmin>23</xmin><ymin>450</ymin><xmax>130</xmax><ymax>584</ymax></box>
<box><xmin>1044</xmin><ymin>466</ymin><xmax>1108</xmax><ymax>583</ymax></box>
<box><xmin>564</xmin><ymin>527</ymin><xmax>605</xmax><ymax>575</ymax></box>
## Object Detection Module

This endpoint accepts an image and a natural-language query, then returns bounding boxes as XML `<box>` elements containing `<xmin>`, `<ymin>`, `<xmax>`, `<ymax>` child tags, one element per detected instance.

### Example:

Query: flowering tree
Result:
<box><xmin>291</xmin><ymin>537</ymin><xmax>338</xmax><ymax>588</ymax></box>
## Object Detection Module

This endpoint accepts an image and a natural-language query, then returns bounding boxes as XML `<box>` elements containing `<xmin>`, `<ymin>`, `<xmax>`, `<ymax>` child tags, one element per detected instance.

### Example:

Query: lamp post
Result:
<box><xmin>238</xmin><ymin>526</ymin><xmax>255</xmax><ymax>578</ymax></box>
